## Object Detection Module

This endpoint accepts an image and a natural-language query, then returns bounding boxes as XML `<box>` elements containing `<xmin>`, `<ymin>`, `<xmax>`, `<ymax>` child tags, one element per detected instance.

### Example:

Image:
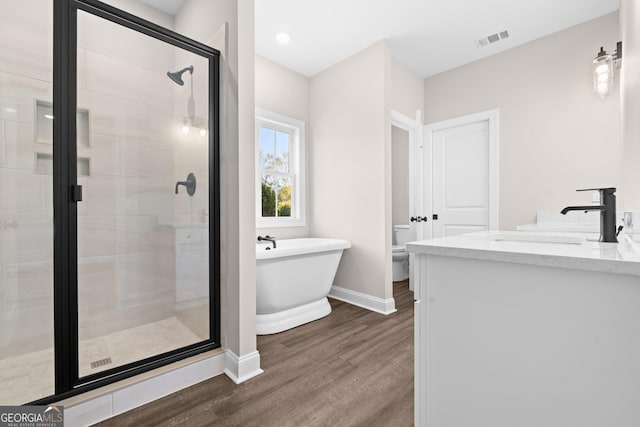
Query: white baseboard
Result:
<box><xmin>64</xmin><ymin>351</ymin><xmax>226</xmax><ymax>427</ymax></box>
<box><xmin>224</xmin><ymin>350</ymin><xmax>264</xmax><ymax>384</ymax></box>
<box><xmin>329</xmin><ymin>286</ymin><xmax>397</xmax><ymax>315</ymax></box>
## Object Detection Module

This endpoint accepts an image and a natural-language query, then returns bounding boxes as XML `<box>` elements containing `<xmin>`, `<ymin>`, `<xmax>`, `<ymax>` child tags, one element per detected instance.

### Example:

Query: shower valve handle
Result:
<box><xmin>175</xmin><ymin>172</ymin><xmax>196</xmax><ymax>196</ymax></box>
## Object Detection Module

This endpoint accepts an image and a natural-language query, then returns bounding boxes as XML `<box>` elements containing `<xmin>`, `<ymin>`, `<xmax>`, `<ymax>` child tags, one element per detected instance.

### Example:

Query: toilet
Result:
<box><xmin>392</xmin><ymin>225</ymin><xmax>411</xmax><ymax>282</ymax></box>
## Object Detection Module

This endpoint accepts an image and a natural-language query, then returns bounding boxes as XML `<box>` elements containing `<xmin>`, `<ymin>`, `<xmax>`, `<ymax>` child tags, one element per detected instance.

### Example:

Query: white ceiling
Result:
<box><xmin>256</xmin><ymin>0</ymin><xmax>620</xmax><ymax>78</ymax></box>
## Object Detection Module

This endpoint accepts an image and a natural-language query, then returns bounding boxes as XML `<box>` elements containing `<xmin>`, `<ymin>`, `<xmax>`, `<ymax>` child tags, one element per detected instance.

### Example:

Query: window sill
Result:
<box><xmin>257</xmin><ymin>218</ymin><xmax>306</xmax><ymax>228</ymax></box>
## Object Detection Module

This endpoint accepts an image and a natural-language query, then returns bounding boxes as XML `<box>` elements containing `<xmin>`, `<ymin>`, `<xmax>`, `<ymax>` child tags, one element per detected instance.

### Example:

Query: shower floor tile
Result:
<box><xmin>0</xmin><ymin>317</ymin><xmax>200</xmax><ymax>405</ymax></box>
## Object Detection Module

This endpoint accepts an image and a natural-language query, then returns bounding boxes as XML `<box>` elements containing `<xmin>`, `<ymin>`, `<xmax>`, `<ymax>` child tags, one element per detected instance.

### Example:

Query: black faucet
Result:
<box><xmin>175</xmin><ymin>172</ymin><xmax>196</xmax><ymax>196</ymax></box>
<box><xmin>560</xmin><ymin>187</ymin><xmax>618</xmax><ymax>243</ymax></box>
<box><xmin>257</xmin><ymin>235</ymin><xmax>276</xmax><ymax>249</ymax></box>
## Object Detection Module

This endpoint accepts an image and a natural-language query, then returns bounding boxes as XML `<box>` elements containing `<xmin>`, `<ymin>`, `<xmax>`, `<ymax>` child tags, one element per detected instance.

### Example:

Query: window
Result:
<box><xmin>256</xmin><ymin>109</ymin><xmax>305</xmax><ymax>227</ymax></box>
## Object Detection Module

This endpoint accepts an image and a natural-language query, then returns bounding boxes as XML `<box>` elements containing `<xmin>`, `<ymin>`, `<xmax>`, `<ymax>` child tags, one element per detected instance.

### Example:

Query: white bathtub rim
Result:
<box><xmin>256</xmin><ymin>238</ymin><xmax>351</xmax><ymax>260</ymax></box>
<box><xmin>256</xmin><ymin>298</ymin><xmax>332</xmax><ymax>335</ymax></box>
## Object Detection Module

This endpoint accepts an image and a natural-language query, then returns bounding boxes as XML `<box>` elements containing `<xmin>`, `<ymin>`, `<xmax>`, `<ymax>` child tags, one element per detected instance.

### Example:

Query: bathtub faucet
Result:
<box><xmin>257</xmin><ymin>235</ymin><xmax>276</xmax><ymax>249</ymax></box>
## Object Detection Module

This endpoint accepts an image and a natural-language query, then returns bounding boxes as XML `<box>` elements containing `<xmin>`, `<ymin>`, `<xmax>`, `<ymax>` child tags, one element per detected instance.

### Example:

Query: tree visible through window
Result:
<box><xmin>256</xmin><ymin>110</ymin><xmax>305</xmax><ymax>227</ymax></box>
<box><xmin>259</xmin><ymin>126</ymin><xmax>292</xmax><ymax>217</ymax></box>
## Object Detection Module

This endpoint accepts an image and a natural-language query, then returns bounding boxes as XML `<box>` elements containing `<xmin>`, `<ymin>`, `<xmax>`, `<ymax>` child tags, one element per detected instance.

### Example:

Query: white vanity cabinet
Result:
<box><xmin>408</xmin><ymin>231</ymin><xmax>640</xmax><ymax>427</ymax></box>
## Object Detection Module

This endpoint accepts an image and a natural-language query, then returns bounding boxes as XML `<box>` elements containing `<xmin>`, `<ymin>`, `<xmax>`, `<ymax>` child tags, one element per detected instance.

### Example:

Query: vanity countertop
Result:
<box><xmin>517</xmin><ymin>223</ymin><xmax>640</xmax><ymax>234</ymax></box>
<box><xmin>406</xmin><ymin>230</ymin><xmax>640</xmax><ymax>277</ymax></box>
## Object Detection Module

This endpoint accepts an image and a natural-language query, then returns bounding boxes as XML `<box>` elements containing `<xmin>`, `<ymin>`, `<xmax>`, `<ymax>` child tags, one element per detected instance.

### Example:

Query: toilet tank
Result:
<box><xmin>393</xmin><ymin>225</ymin><xmax>412</xmax><ymax>245</ymax></box>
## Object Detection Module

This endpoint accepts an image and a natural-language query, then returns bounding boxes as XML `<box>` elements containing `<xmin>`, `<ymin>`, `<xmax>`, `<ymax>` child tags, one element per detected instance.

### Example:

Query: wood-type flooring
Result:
<box><xmin>94</xmin><ymin>280</ymin><xmax>414</xmax><ymax>426</ymax></box>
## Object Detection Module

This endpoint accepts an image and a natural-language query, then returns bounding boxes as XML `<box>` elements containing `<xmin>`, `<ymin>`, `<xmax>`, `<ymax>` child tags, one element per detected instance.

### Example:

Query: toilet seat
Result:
<box><xmin>392</xmin><ymin>244</ymin><xmax>405</xmax><ymax>253</ymax></box>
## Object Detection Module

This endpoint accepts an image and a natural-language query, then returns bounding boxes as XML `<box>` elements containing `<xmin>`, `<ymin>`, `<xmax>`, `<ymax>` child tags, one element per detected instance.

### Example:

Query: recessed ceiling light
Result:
<box><xmin>275</xmin><ymin>32</ymin><xmax>291</xmax><ymax>45</ymax></box>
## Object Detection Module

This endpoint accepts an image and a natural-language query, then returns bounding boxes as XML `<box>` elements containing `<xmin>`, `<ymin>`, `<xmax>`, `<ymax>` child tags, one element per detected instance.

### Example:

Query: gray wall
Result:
<box><xmin>256</xmin><ymin>43</ymin><xmax>424</xmax><ymax>303</ymax></box>
<box><xmin>255</xmin><ymin>55</ymin><xmax>310</xmax><ymax>239</ymax></box>
<box><xmin>424</xmin><ymin>13</ymin><xmax>621</xmax><ymax>230</ymax></box>
<box><xmin>392</xmin><ymin>126</ymin><xmax>410</xmax><ymax>229</ymax></box>
<box><xmin>310</xmin><ymin>41</ymin><xmax>390</xmax><ymax>298</ymax></box>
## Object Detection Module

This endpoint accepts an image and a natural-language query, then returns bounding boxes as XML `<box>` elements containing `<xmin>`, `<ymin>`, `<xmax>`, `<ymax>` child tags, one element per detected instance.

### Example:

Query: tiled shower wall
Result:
<box><xmin>0</xmin><ymin>8</ymin><xmax>55</xmax><ymax>358</ymax></box>
<box><xmin>75</xmin><ymin>32</ymin><xmax>178</xmax><ymax>343</ymax></box>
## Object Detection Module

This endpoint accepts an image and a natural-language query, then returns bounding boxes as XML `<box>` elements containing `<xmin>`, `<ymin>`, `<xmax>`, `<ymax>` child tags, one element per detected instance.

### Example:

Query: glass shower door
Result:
<box><xmin>75</xmin><ymin>10</ymin><xmax>211</xmax><ymax>377</ymax></box>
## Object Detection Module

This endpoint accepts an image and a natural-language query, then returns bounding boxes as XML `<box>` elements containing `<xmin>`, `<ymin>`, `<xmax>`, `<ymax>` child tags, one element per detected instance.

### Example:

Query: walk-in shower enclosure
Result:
<box><xmin>0</xmin><ymin>0</ymin><xmax>220</xmax><ymax>404</ymax></box>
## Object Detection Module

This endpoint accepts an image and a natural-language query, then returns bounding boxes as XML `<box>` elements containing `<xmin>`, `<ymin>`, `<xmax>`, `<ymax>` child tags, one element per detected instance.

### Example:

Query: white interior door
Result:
<box><xmin>425</xmin><ymin>110</ymin><xmax>498</xmax><ymax>239</ymax></box>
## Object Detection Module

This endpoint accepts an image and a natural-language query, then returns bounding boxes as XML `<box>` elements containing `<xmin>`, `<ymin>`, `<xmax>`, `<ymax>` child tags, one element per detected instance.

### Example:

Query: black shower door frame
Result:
<box><xmin>32</xmin><ymin>0</ymin><xmax>221</xmax><ymax>404</ymax></box>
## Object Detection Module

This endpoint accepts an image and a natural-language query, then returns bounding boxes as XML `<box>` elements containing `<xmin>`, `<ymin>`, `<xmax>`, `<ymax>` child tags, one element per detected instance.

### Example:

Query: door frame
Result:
<box><xmin>32</xmin><ymin>0</ymin><xmax>221</xmax><ymax>404</ymax></box>
<box><xmin>424</xmin><ymin>109</ymin><xmax>499</xmax><ymax>239</ymax></box>
<box><xmin>390</xmin><ymin>110</ymin><xmax>421</xmax><ymax>230</ymax></box>
<box><xmin>390</xmin><ymin>109</ymin><xmax>422</xmax><ymax>291</ymax></box>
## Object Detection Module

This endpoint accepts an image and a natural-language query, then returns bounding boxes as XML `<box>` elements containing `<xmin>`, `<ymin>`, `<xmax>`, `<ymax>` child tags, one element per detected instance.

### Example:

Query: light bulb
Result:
<box><xmin>597</xmin><ymin>82</ymin><xmax>609</xmax><ymax>94</ymax></box>
<box><xmin>593</xmin><ymin>50</ymin><xmax>614</xmax><ymax>98</ymax></box>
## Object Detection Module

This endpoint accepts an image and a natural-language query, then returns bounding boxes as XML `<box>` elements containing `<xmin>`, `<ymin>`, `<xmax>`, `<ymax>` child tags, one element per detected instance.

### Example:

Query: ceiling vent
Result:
<box><xmin>475</xmin><ymin>30</ymin><xmax>510</xmax><ymax>48</ymax></box>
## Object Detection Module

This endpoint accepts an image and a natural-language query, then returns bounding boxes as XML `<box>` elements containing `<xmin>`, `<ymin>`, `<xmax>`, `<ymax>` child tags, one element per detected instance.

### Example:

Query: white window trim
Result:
<box><xmin>255</xmin><ymin>108</ymin><xmax>306</xmax><ymax>228</ymax></box>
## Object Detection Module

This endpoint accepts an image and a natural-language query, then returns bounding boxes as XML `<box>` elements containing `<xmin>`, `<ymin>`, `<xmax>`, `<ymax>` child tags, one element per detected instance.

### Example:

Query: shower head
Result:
<box><xmin>167</xmin><ymin>65</ymin><xmax>194</xmax><ymax>86</ymax></box>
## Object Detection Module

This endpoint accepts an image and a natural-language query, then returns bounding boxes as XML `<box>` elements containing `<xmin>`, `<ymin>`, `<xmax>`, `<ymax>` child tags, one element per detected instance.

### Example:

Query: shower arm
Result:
<box><xmin>188</xmin><ymin>71</ymin><xmax>195</xmax><ymax>119</ymax></box>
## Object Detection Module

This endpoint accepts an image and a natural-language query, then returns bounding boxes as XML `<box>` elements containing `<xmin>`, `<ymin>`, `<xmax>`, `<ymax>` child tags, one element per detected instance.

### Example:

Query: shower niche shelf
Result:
<box><xmin>35</xmin><ymin>153</ymin><xmax>90</xmax><ymax>176</ymax></box>
<box><xmin>34</xmin><ymin>100</ymin><xmax>91</xmax><ymax>176</ymax></box>
<box><xmin>35</xmin><ymin>100</ymin><xmax>90</xmax><ymax>147</ymax></box>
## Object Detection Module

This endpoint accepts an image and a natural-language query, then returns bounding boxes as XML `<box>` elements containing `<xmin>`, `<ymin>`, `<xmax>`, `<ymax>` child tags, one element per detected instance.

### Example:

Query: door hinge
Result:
<box><xmin>71</xmin><ymin>185</ymin><xmax>83</xmax><ymax>202</ymax></box>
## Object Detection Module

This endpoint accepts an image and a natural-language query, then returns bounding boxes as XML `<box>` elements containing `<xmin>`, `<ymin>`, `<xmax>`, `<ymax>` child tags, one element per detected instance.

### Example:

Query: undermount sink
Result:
<box><xmin>487</xmin><ymin>234</ymin><xmax>586</xmax><ymax>246</ymax></box>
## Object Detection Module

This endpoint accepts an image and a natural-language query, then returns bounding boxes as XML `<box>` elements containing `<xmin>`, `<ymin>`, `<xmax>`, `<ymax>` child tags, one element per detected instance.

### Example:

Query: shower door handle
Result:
<box><xmin>71</xmin><ymin>185</ymin><xmax>83</xmax><ymax>202</ymax></box>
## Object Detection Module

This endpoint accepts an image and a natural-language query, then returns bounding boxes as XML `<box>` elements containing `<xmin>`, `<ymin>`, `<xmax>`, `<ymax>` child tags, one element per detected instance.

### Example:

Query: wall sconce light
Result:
<box><xmin>181</xmin><ymin>118</ymin><xmax>191</xmax><ymax>135</ymax></box>
<box><xmin>593</xmin><ymin>41</ymin><xmax>622</xmax><ymax>98</ymax></box>
<box><xmin>181</xmin><ymin>117</ymin><xmax>208</xmax><ymax>138</ymax></box>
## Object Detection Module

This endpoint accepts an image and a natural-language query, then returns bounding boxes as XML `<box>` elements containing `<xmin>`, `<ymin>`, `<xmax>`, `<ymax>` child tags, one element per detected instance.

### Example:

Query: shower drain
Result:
<box><xmin>90</xmin><ymin>357</ymin><xmax>113</xmax><ymax>369</ymax></box>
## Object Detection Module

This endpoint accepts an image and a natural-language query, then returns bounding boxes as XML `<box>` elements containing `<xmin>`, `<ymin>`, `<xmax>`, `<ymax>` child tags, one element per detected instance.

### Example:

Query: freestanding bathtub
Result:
<box><xmin>256</xmin><ymin>238</ymin><xmax>351</xmax><ymax>335</ymax></box>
